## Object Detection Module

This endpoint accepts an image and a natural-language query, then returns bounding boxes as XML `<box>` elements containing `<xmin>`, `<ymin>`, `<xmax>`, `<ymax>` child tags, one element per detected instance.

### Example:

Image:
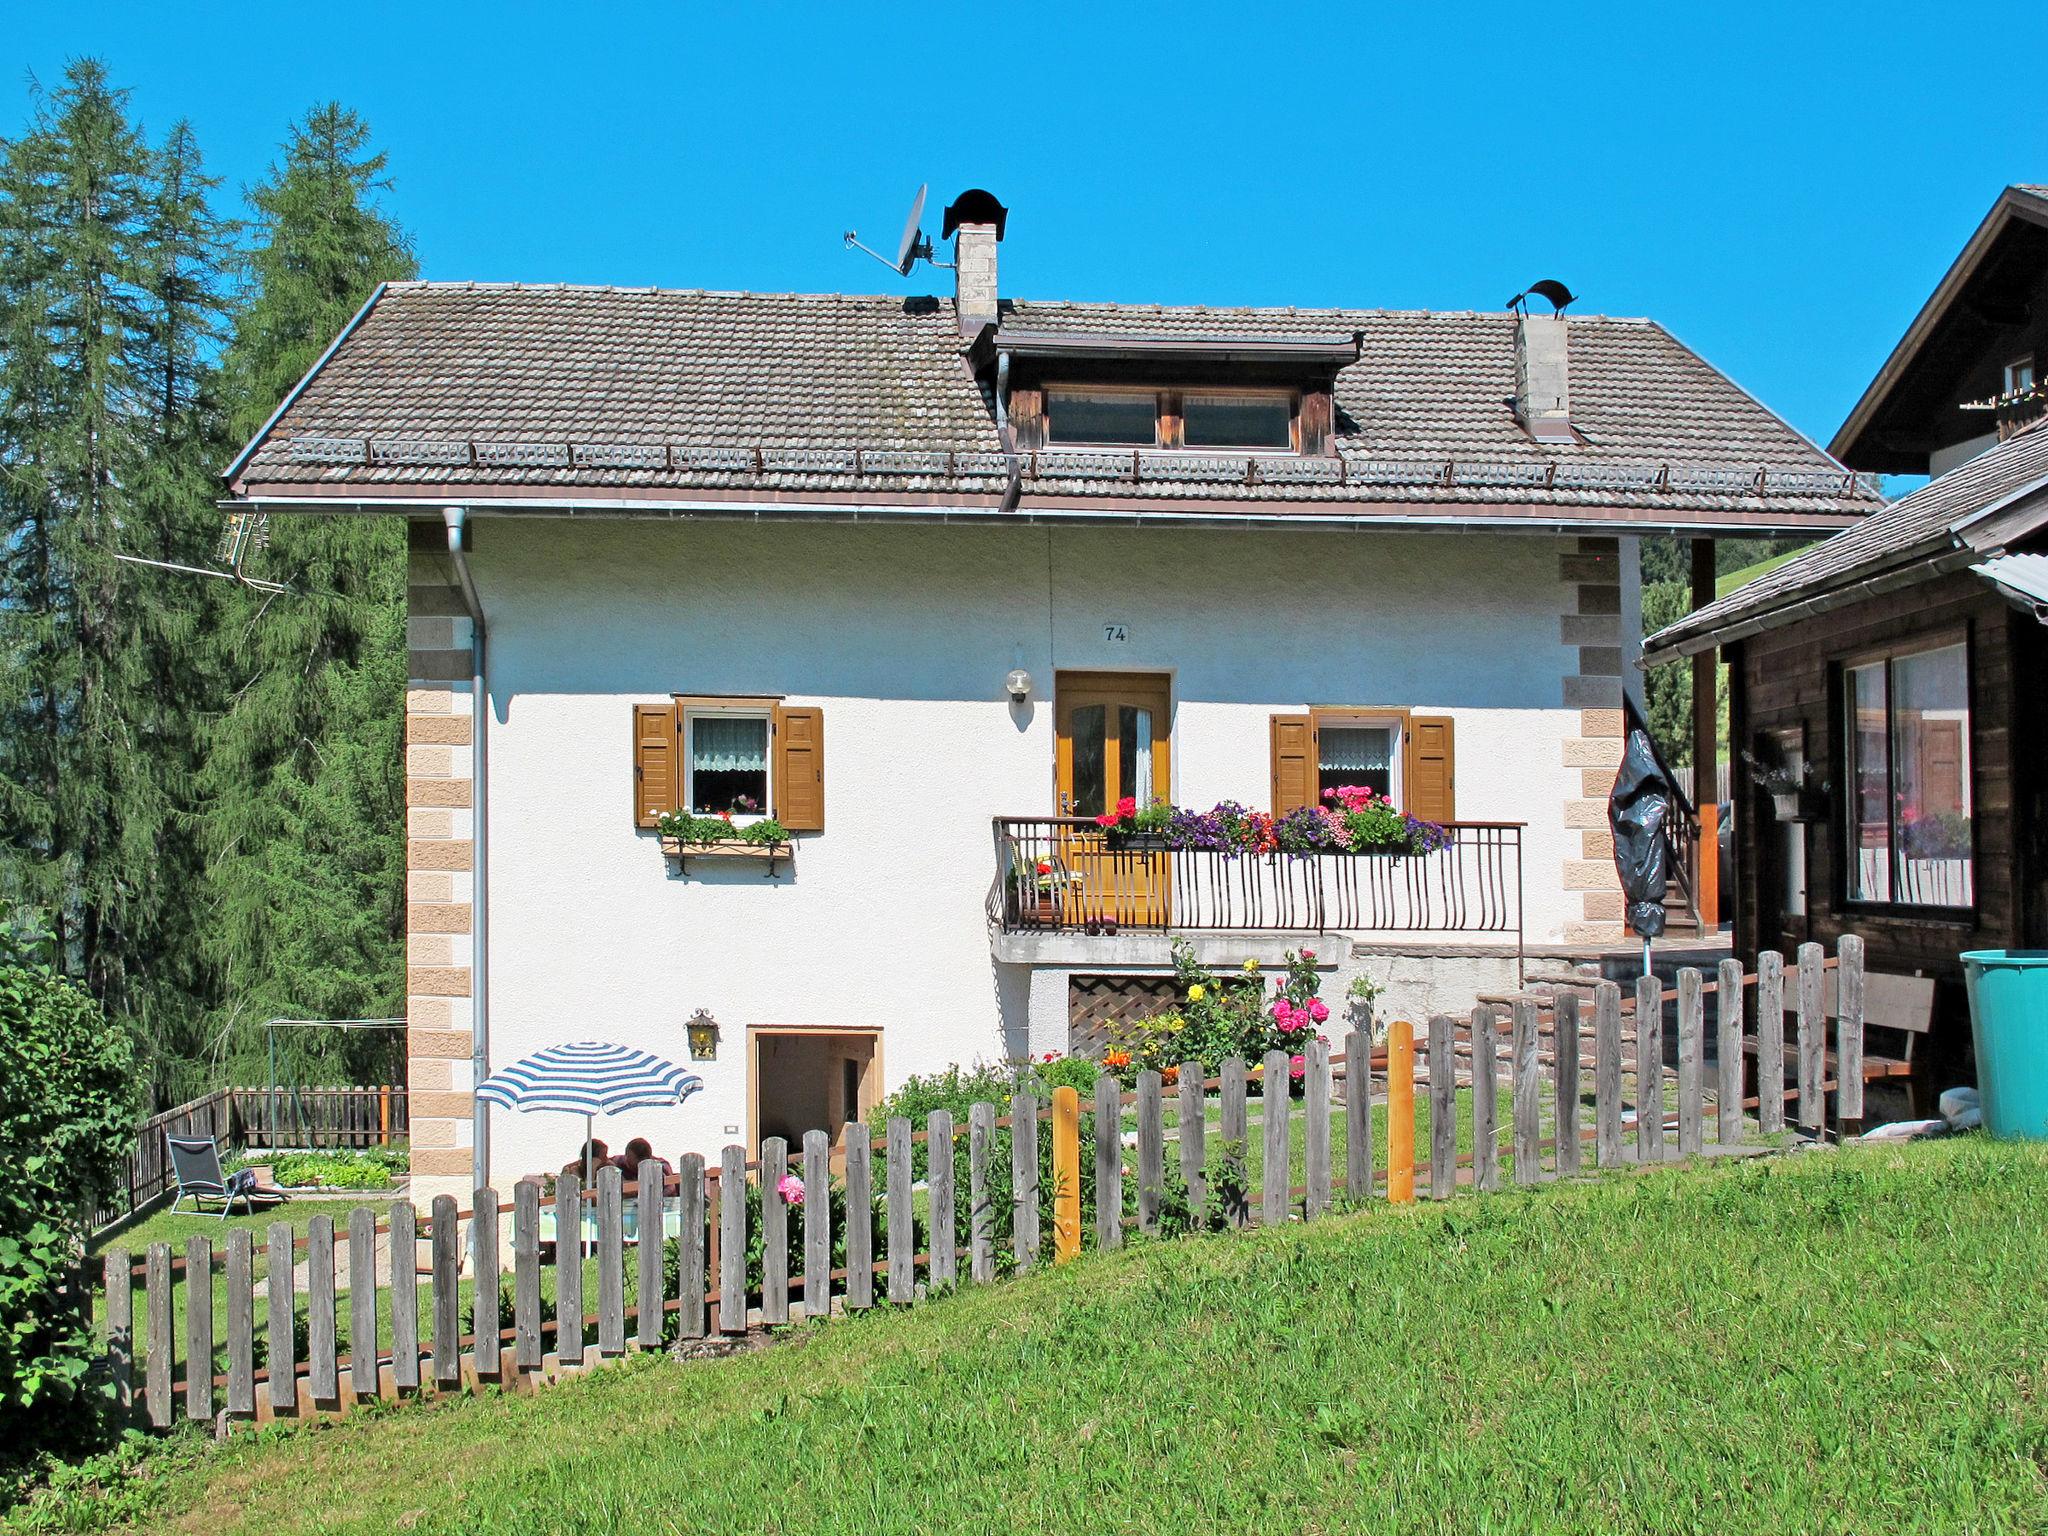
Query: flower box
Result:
<box><xmin>659</xmin><ymin>835</ymin><xmax>790</xmax><ymax>875</ymax></box>
<box><xmin>1767</xmin><ymin>788</ymin><xmax>1826</xmax><ymax>824</ymax></box>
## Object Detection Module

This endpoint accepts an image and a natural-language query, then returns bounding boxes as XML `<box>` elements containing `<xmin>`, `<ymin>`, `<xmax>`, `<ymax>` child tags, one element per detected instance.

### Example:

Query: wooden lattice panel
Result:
<box><xmin>1067</xmin><ymin>975</ymin><xmax>1181</xmax><ymax>1059</ymax></box>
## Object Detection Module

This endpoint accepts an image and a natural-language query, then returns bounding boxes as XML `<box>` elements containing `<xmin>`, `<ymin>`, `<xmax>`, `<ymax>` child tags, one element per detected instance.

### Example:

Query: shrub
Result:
<box><xmin>0</xmin><ymin>965</ymin><xmax>137</xmax><ymax>1456</ymax></box>
<box><xmin>228</xmin><ymin>1145</ymin><xmax>407</xmax><ymax>1190</ymax></box>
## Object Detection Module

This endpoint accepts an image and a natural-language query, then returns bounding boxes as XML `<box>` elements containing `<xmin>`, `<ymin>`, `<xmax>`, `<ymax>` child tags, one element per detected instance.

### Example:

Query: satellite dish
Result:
<box><xmin>1506</xmin><ymin>279</ymin><xmax>1578</xmax><ymax>315</ymax></box>
<box><xmin>844</xmin><ymin>183</ymin><xmax>939</xmax><ymax>277</ymax></box>
<box><xmin>893</xmin><ymin>184</ymin><xmax>929</xmax><ymax>275</ymax></box>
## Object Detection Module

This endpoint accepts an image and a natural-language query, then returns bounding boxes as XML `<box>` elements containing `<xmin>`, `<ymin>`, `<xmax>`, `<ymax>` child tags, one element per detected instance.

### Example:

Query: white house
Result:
<box><xmin>221</xmin><ymin>190</ymin><xmax>1877</xmax><ymax>1206</ymax></box>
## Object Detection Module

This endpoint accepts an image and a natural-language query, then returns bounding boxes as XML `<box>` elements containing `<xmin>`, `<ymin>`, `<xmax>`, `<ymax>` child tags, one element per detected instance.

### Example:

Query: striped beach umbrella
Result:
<box><xmin>478</xmin><ymin>1041</ymin><xmax>703</xmax><ymax>1195</ymax></box>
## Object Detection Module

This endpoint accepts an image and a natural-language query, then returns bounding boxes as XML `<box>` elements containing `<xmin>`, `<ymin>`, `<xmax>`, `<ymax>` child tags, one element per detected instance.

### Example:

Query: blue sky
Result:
<box><xmin>10</xmin><ymin>1</ymin><xmax>2045</xmax><ymax>450</ymax></box>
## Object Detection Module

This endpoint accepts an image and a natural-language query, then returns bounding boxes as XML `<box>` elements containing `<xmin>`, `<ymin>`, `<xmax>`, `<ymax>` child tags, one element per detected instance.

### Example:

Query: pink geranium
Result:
<box><xmin>776</xmin><ymin>1173</ymin><xmax>804</xmax><ymax>1206</ymax></box>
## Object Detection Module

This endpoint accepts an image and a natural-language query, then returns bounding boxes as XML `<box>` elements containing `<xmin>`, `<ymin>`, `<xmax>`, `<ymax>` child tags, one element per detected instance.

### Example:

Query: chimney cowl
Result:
<box><xmin>1514</xmin><ymin>311</ymin><xmax>1574</xmax><ymax>444</ymax></box>
<box><xmin>948</xmin><ymin>189</ymin><xmax>1005</xmax><ymax>337</ymax></box>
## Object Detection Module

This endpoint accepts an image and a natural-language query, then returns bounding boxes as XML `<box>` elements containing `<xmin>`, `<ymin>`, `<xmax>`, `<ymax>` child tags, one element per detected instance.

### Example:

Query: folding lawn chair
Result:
<box><xmin>165</xmin><ymin>1134</ymin><xmax>273</xmax><ymax>1219</ymax></box>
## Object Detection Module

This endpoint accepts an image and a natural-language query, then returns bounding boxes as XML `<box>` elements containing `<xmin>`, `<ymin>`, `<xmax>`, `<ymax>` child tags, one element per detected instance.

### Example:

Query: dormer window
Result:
<box><xmin>1046</xmin><ymin>386</ymin><xmax>1298</xmax><ymax>451</ymax></box>
<box><xmin>2006</xmin><ymin>356</ymin><xmax>2036</xmax><ymax>396</ymax></box>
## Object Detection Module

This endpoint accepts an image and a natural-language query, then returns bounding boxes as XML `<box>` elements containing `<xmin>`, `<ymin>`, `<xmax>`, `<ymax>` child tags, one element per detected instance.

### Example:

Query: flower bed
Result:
<box><xmin>1093</xmin><ymin>786</ymin><xmax>1446</xmax><ymax>857</ymax></box>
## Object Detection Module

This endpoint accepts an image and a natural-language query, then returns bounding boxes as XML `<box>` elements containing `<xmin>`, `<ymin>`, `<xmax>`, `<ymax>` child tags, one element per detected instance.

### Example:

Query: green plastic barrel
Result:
<box><xmin>1961</xmin><ymin>950</ymin><xmax>2048</xmax><ymax>1140</ymax></box>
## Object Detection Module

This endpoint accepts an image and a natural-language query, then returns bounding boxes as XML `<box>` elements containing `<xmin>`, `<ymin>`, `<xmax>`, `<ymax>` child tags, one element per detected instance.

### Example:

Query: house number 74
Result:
<box><xmin>1102</xmin><ymin>622</ymin><xmax>1129</xmax><ymax>643</ymax></box>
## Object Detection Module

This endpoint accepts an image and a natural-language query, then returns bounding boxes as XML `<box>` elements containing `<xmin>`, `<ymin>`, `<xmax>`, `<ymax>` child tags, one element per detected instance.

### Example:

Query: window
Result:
<box><xmin>1842</xmin><ymin>641</ymin><xmax>1972</xmax><ymax>908</ymax></box>
<box><xmin>1047</xmin><ymin>390</ymin><xmax>1161</xmax><ymax>447</ymax></box>
<box><xmin>1046</xmin><ymin>387</ymin><xmax>1297</xmax><ymax>451</ymax></box>
<box><xmin>1317</xmin><ymin>717</ymin><xmax>1400</xmax><ymax>802</ymax></box>
<box><xmin>686</xmin><ymin>709</ymin><xmax>770</xmax><ymax>818</ymax></box>
<box><xmin>1183</xmin><ymin>392</ymin><xmax>1294</xmax><ymax>449</ymax></box>
<box><xmin>2005</xmin><ymin>356</ymin><xmax>2036</xmax><ymax>396</ymax></box>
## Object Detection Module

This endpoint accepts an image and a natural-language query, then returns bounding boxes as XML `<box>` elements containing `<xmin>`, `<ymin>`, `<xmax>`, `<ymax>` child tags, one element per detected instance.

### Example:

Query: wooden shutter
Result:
<box><xmin>773</xmin><ymin>706</ymin><xmax>825</xmax><ymax>832</ymax></box>
<box><xmin>1270</xmin><ymin>714</ymin><xmax>1315</xmax><ymax>815</ymax></box>
<box><xmin>1405</xmin><ymin>715</ymin><xmax>1456</xmax><ymax>823</ymax></box>
<box><xmin>633</xmin><ymin>703</ymin><xmax>679</xmax><ymax>827</ymax></box>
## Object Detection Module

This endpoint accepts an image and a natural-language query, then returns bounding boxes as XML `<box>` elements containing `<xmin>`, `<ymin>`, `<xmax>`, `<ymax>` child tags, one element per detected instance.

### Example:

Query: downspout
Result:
<box><xmin>995</xmin><ymin>349</ymin><xmax>1025</xmax><ymax>516</ymax></box>
<box><xmin>442</xmin><ymin>506</ymin><xmax>490</xmax><ymax>1191</ymax></box>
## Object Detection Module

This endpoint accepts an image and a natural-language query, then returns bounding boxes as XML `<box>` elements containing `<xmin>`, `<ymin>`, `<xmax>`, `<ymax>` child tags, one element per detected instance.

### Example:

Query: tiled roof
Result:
<box><xmin>228</xmin><ymin>281</ymin><xmax>1878</xmax><ymax>524</ymax></box>
<box><xmin>1644</xmin><ymin>422</ymin><xmax>2048</xmax><ymax>659</ymax></box>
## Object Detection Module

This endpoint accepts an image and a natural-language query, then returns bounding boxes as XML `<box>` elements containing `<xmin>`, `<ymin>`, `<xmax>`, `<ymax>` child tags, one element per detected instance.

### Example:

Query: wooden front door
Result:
<box><xmin>1054</xmin><ymin>672</ymin><xmax>1172</xmax><ymax>927</ymax></box>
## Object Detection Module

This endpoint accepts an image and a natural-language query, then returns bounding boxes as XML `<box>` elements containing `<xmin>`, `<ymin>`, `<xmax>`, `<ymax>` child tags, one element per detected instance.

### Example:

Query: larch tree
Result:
<box><xmin>202</xmin><ymin>104</ymin><xmax>416</xmax><ymax>1087</ymax></box>
<box><xmin>0</xmin><ymin>63</ymin><xmax>231</xmax><ymax>1096</ymax></box>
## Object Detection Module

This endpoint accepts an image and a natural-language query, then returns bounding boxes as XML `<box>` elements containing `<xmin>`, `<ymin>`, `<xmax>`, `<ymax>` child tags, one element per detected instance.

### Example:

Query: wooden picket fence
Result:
<box><xmin>104</xmin><ymin>937</ymin><xmax>1870</xmax><ymax>1431</ymax></box>
<box><xmin>92</xmin><ymin>1086</ymin><xmax>409</xmax><ymax>1236</ymax></box>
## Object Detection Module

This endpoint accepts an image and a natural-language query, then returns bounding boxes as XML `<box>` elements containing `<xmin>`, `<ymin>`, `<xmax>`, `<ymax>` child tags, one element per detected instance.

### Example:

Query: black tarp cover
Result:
<box><xmin>1609</xmin><ymin>728</ymin><xmax>1673</xmax><ymax>940</ymax></box>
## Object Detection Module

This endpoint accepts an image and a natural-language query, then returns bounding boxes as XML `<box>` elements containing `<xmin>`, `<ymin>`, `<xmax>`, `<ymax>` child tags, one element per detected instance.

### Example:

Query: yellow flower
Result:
<box><xmin>1242</xmin><ymin>958</ymin><xmax>1261</xmax><ymax>972</ymax></box>
<box><xmin>1187</xmin><ymin>984</ymin><xmax>1206</xmax><ymax>1002</ymax></box>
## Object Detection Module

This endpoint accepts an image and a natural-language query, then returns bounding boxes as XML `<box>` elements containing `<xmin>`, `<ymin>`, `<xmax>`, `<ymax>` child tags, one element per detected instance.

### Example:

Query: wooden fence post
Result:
<box><xmin>1594</xmin><ymin>982</ymin><xmax>1623</xmax><ymax>1168</ymax></box>
<box><xmin>349</xmin><ymin>1206</ymin><xmax>378</xmax><ymax>1398</ymax></box>
<box><xmin>1095</xmin><ymin>1074</ymin><xmax>1124</xmax><ymax>1248</ymax></box>
<box><xmin>268</xmin><ymin>1221</ymin><xmax>297</xmax><ymax>1414</ymax></box>
<box><xmin>1757</xmin><ymin>949</ymin><xmax>1786</xmax><ymax>1136</ymax></box>
<box><xmin>803</xmin><ymin>1130</ymin><xmax>832</xmax><ymax>1316</ymax></box>
<box><xmin>1716</xmin><ymin>957</ymin><xmax>1745</xmax><ymax>1145</ymax></box>
<box><xmin>553</xmin><ymin>1174</ymin><xmax>583</xmax><ymax>1365</ymax></box>
<box><xmin>513</xmin><ymin>1181</ymin><xmax>543</xmax><ymax>1373</ymax></box>
<box><xmin>1220</xmin><ymin>1057</ymin><xmax>1248</xmax><ymax>1227</ymax></box>
<box><xmin>1343</xmin><ymin>1029</ymin><xmax>1373</xmax><ymax>1204</ymax></box>
<box><xmin>844</xmin><ymin>1125</ymin><xmax>874</xmax><ymax>1309</ymax></box>
<box><xmin>886</xmin><ymin>1118</ymin><xmax>914</xmax><ymax>1301</ymax></box>
<box><xmin>1512</xmin><ymin>998</ymin><xmax>1541</xmax><ymax>1186</ymax></box>
<box><xmin>472</xmin><ymin>1187</ymin><xmax>502</xmax><ymax>1376</ymax></box>
<box><xmin>431</xmin><ymin>1194</ymin><xmax>461</xmax><ymax>1387</ymax></box>
<box><xmin>225</xmin><ymin>1231</ymin><xmax>254</xmax><ymax>1417</ymax></box>
<box><xmin>1135</xmin><ymin>1071</ymin><xmax>1164</xmax><ymax>1234</ymax></box>
<box><xmin>1838</xmin><ymin>934</ymin><xmax>1866</xmax><ymax>1136</ymax></box>
<box><xmin>104</xmin><ymin>1249</ymin><xmax>132</xmax><ymax>1419</ymax></box>
<box><xmin>390</xmin><ymin>1202</ymin><xmax>419</xmax><ymax>1392</ymax></box>
<box><xmin>1051</xmin><ymin>1087</ymin><xmax>1080</xmax><ymax>1262</ymax></box>
<box><xmin>1305</xmin><ymin>1038</ymin><xmax>1332</xmax><ymax>1219</ymax></box>
<box><xmin>1175</xmin><ymin>1063</ymin><xmax>1205</xmax><ymax>1220</ymax></box>
<box><xmin>1472</xmin><ymin>1007</ymin><xmax>1500</xmax><ymax>1192</ymax></box>
<box><xmin>593</xmin><ymin>1163</ymin><xmax>622</xmax><ymax>1359</ymax></box>
<box><xmin>928</xmin><ymin>1112</ymin><xmax>957</xmax><ymax>1288</ymax></box>
<box><xmin>719</xmin><ymin>1146</ymin><xmax>747</xmax><ymax>1333</ymax></box>
<box><xmin>1556</xmin><ymin>992</ymin><xmax>1583</xmax><ymax>1177</ymax></box>
<box><xmin>1012</xmin><ymin>1090</ymin><xmax>1040</xmax><ymax>1270</ymax></box>
<box><xmin>676</xmin><ymin>1155</ymin><xmax>707</xmax><ymax>1339</ymax></box>
<box><xmin>1428</xmin><ymin>1016</ymin><xmax>1457</xmax><ymax>1201</ymax></box>
<box><xmin>184</xmin><ymin>1235</ymin><xmax>213</xmax><ymax>1424</ymax></box>
<box><xmin>759</xmin><ymin>1138</ymin><xmax>790</xmax><ymax>1324</ymax></box>
<box><xmin>307</xmin><ymin>1215</ymin><xmax>338</xmax><ymax>1404</ymax></box>
<box><xmin>145</xmin><ymin>1243</ymin><xmax>172</xmax><ymax>1429</ymax></box>
<box><xmin>1797</xmin><ymin>942</ymin><xmax>1825</xmax><ymax>1135</ymax></box>
<box><xmin>968</xmin><ymin>1103</ymin><xmax>995</xmax><ymax>1284</ymax></box>
<box><xmin>1387</xmin><ymin>1022</ymin><xmax>1416</xmax><ymax>1205</ymax></box>
<box><xmin>1636</xmin><ymin>975</ymin><xmax>1665</xmax><ymax>1164</ymax></box>
<box><xmin>1677</xmin><ymin>968</ymin><xmax>1704</xmax><ymax>1158</ymax></box>
<box><xmin>635</xmin><ymin>1166</ymin><xmax>662</xmax><ymax>1350</ymax></box>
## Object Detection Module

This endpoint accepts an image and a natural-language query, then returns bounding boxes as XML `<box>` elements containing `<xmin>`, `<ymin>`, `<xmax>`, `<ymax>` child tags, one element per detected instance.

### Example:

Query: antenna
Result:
<box><xmin>843</xmin><ymin>183</ymin><xmax>943</xmax><ymax>276</ymax></box>
<box><xmin>1506</xmin><ymin>279</ymin><xmax>1578</xmax><ymax>316</ymax></box>
<box><xmin>113</xmin><ymin>509</ymin><xmax>290</xmax><ymax>595</ymax></box>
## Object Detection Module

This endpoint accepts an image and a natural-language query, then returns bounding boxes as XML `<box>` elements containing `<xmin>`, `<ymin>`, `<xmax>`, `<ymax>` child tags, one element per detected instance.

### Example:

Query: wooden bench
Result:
<box><xmin>1743</xmin><ymin>966</ymin><xmax>1936</xmax><ymax>1118</ymax></box>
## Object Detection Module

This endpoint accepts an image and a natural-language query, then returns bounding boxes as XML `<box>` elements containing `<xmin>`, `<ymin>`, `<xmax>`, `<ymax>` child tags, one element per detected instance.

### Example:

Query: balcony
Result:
<box><xmin>988</xmin><ymin>816</ymin><xmax>1523</xmax><ymax>964</ymax></box>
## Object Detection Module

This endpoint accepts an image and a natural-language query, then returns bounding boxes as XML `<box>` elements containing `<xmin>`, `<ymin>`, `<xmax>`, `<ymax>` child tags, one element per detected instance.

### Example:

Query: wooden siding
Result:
<box><xmin>1728</xmin><ymin>570</ymin><xmax>2043</xmax><ymax>1075</ymax></box>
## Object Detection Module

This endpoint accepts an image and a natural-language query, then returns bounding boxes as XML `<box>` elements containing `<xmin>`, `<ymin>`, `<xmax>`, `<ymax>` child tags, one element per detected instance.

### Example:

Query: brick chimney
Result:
<box><xmin>1514</xmin><ymin>311</ymin><xmax>1574</xmax><ymax>444</ymax></box>
<box><xmin>942</xmin><ymin>189</ymin><xmax>1007</xmax><ymax>337</ymax></box>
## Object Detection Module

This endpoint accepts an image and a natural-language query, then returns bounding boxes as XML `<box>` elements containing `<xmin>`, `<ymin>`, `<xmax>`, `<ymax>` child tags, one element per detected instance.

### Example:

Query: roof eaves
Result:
<box><xmin>221</xmin><ymin>281</ymin><xmax>389</xmax><ymax>486</ymax></box>
<box><xmin>1828</xmin><ymin>185</ymin><xmax>2048</xmax><ymax>463</ymax></box>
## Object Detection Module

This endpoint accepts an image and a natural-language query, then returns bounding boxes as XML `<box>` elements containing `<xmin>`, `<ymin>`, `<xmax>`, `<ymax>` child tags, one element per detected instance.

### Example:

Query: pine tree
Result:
<box><xmin>0</xmin><ymin>63</ymin><xmax>229</xmax><ymax>1095</ymax></box>
<box><xmin>203</xmin><ymin>105</ymin><xmax>416</xmax><ymax>1087</ymax></box>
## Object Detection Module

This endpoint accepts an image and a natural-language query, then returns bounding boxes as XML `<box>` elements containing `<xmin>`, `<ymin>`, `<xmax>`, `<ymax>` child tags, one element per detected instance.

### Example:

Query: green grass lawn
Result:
<box><xmin>28</xmin><ymin>1137</ymin><xmax>2048</xmax><ymax>1535</ymax></box>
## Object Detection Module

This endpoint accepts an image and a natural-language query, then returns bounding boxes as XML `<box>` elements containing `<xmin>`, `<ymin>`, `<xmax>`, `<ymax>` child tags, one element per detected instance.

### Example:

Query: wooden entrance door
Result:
<box><xmin>1054</xmin><ymin>672</ymin><xmax>1172</xmax><ymax>927</ymax></box>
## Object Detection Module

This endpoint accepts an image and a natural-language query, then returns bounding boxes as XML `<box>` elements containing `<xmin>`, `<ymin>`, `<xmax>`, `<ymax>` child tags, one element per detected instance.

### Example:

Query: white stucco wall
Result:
<box><xmin>465</xmin><ymin>517</ymin><xmax>1607</xmax><ymax>1180</ymax></box>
